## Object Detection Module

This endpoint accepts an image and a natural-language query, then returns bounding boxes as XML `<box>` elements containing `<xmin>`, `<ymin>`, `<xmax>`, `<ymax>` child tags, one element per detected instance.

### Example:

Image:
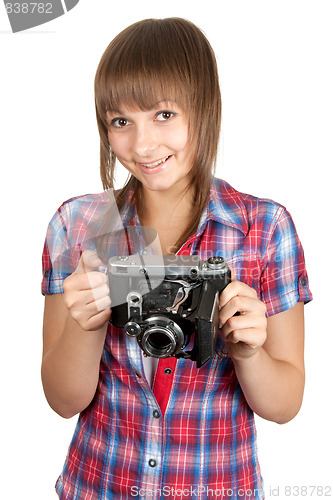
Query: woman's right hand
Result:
<box><xmin>42</xmin><ymin>250</ymin><xmax>111</xmax><ymax>417</ymax></box>
<box><xmin>63</xmin><ymin>250</ymin><xmax>111</xmax><ymax>331</ymax></box>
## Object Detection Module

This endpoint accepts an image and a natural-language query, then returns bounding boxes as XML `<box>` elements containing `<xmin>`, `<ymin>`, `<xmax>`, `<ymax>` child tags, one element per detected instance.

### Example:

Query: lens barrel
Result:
<box><xmin>140</xmin><ymin>316</ymin><xmax>184</xmax><ymax>358</ymax></box>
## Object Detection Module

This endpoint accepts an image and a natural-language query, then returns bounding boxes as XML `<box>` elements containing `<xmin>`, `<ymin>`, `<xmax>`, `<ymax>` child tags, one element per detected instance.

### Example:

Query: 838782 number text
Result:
<box><xmin>5</xmin><ymin>3</ymin><xmax>53</xmax><ymax>14</ymax></box>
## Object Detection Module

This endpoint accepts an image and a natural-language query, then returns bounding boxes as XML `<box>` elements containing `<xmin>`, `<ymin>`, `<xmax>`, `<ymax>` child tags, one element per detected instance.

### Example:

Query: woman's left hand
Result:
<box><xmin>219</xmin><ymin>271</ymin><xmax>268</xmax><ymax>361</ymax></box>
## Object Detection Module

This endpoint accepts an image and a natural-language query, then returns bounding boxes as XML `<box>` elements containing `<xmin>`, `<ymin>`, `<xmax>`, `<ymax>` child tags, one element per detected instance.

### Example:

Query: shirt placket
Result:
<box><xmin>125</xmin><ymin>335</ymin><xmax>164</xmax><ymax>499</ymax></box>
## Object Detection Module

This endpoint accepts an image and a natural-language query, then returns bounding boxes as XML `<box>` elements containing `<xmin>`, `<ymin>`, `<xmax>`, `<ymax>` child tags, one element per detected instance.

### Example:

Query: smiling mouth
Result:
<box><xmin>139</xmin><ymin>155</ymin><xmax>171</xmax><ymax>168</ymax></box>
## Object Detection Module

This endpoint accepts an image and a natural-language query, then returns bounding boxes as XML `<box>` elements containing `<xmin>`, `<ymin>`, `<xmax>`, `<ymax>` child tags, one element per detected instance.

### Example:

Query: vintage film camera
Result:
<box><xmin>108</xmin><ymin>255</ymin><xmax>231</xmax><ymax>368</ymax></box>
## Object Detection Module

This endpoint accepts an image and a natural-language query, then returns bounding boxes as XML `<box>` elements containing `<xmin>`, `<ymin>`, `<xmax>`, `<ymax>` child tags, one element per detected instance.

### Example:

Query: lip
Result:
<box><xmin>136</xmin><ymin>155</ymin><xmax>172</xmax><ymax>175</ymax></box>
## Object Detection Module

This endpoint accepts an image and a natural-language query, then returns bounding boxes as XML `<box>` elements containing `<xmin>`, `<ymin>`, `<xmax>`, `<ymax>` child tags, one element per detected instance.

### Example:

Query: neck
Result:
<box><xmin>138</xmin><ymin>183</ymin><xmax>195</xmax><ymax>226</ymax></box>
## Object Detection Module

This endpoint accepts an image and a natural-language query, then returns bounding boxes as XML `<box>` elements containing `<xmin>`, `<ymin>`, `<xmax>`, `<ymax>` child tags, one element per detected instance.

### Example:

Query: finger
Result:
<box><xmin>71</xmin><ymin>290</ymin><xmax>111</xmax><ymax>317</ymax></box>
<box><xmin>73</xmin><ymin>307</ymin><xmax>111</xmax><ymax>332</ymax></box>
<box><xmin>87</xmin><ymin>271</ymin><xmax>108</xmax><ymax>294</ymax></box>
<box><xmin>75</xmin><ymin>250</ymin><xmax>103</xmax><ymax>274</ymax></box>
<box><xmin>84</xmin><ymin>308</ymin><xmax>111</xmax><ymax>331</ymax></box>
<box><xmin>223</xmin><ymin>328</ymin><xmax>267</xmax><ymax>349</ymax></box>
<box><xmin>87</xmin><ymin>283</ymin><xmax>112</xmax><ymax>311</ymax></box>
<box><xmin>230</xmin><ymin>267</ymin><xmax>236</xmax><ymax>282</ymax></box>
<box><xmin>220</xmin><ymin>311</ymin><xmax>261</xmax><ymax>337</ymax></box>
<box><xmin>219</xmin><ymin>296</ymin><xmax>259</xmax><ymax>327</ymax></box>
<box><xmin>219</xmin><ymin>280</ymin><xmax>257</xmax><ymax>309</ymax></box>
<box><xmin>66</xmin><ymin>271</ymin><xmax>107</xmax><ymax>291</ymax></box>
<box><xmin>93</xmin><ymin>295</ymin><xmax>112</xmax><ymax>312</ymax></box>
<box><xmin>88</xmin><ymin>283</ymin><xmax>110</xmax><ymax>303</ymax></box>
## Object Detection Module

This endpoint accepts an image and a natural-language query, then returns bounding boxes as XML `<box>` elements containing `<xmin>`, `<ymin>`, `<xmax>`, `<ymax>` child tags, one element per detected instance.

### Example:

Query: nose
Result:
<box><xmin>133</xmin><ymin>122</ymin><xmax>159</xmax><ymax>158</ymax></box>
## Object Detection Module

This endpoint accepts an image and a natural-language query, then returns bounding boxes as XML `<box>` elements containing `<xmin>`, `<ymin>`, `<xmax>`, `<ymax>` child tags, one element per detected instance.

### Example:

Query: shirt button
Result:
<box><xmin>153</xmin><ymin>410</ymin><xmax>160</xmax><ymax>419</ymax></box>
<box><xmin>44</xmin><ymin>270</ymin><xmax>50</xmax><ymax>278</ymax></box>
<box><xmin>187</xmin><ymin>243</ymin><xmax>192</xmax><ymax>248</ymax></box>
<box><xmin>164</xmin><ymin>368</ymin><xmax>172</xmax><ymax>375</ymax></box>
<box><xmin>135</xmin><ymin>371</ymin><xmax>141</xmax><ymax>378</ymax></box>
<box><xmin>148</xmin><ymin>459</ymin><xmax>157</xmax><ymax>467</ymax></box>
<box><xmin>300</xmin><ymin>277</ymin><xmax>307</xmax><ymax>287</ymax></box>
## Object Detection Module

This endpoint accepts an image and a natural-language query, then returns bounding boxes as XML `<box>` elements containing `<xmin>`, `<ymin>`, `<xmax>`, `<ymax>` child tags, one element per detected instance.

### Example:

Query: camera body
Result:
<box><xmin>108</xmin><ymin>255</ymin><xmax>231</xmax><ymax>368</ymax></box>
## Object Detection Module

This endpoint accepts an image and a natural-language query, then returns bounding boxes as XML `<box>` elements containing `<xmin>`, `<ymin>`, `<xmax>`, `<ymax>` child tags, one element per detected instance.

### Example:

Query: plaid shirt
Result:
<box><xmin>42</xmin><ymin>178</ymin><xmax>312</xmax><ymax>500</ymax></box>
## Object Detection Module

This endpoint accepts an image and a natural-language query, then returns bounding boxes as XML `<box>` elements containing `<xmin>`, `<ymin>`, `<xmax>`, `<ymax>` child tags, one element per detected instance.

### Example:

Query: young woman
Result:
<box><xmin>41</xmin><ymin>18</ymin><xmax>312</xmax><ymax>499</ymax></box>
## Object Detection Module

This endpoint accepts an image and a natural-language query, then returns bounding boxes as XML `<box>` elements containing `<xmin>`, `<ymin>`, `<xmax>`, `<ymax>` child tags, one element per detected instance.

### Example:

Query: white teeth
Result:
<box><xmin>141</xmin><ymin>156</ymin><xmax>169</xmax><ymax>168</ymax></box>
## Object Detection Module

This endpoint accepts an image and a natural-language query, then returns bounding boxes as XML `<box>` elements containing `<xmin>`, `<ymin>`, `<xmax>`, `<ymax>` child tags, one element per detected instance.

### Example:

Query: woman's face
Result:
<box><xmin>106</xmin><ymin>101</ymin><xmax>193</xmax><ymax>197</ymax></box>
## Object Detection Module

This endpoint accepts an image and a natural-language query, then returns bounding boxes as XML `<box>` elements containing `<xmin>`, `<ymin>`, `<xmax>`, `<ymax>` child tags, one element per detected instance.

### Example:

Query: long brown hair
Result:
<box><xmin>94</xmin><ymin>18</ymin><xmax>221</xmax><ymax>253</ymax></box>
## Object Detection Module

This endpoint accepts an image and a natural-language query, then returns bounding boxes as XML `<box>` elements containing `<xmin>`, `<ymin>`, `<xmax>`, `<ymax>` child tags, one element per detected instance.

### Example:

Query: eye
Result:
<box><xmin>111</xmin><ymin>117</ymin><xmax>130</xmax><ymax>128</ymax></box>
<box><xmin>156</xmin><ymin>111</ymin><xmax>175</xmax><ymax>121</ymax></box>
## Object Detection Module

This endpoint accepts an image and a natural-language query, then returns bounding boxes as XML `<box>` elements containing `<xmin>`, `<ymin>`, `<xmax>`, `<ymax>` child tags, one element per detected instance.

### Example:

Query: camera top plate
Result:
<box><xmin>108</xmin><ymin>255</ymin><xmax>229</xmax><ymax>279</ymax></box>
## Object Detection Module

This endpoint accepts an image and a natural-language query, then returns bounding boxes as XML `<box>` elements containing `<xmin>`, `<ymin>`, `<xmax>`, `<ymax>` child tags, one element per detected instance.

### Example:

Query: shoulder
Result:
<box><xmin>54</xmin><ymin>192</ymin><xmax>110</xmax><ymax>220</ymax></box>
<box><xmin>210</xmin><ymin>177</ymin><xmax>290</xmax><ymax>236</ymax></box>
<box><xmin>43</xmin><ymin>192</ymin><xmax>114</xmax><ymax>285</ymax></box>
<box><xmin>45</xmin><ymin>191</ymin><xmax>121</xmax><ymax>261</ymax></box>
<box><xmin>209</xmin><ymin>179</ymin><xmax>312</xmax><ymax>315</ymax></box>
<box><xmin>212</xmin><ymin>177</ymin><xmax>286</xmax><ymax>218</ymax></box>
<box><xmin>48</xmin><ymin>191</ymin><xmax>113</xmax><ymax>234</ymax></box>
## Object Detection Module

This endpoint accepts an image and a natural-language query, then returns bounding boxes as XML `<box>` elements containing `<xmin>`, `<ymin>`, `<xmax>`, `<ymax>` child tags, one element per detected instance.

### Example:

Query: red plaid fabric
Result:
<box><xmin>42</xmin><ymin>178</ymin><xmax>312</xmax><ymax>499</ymax></box>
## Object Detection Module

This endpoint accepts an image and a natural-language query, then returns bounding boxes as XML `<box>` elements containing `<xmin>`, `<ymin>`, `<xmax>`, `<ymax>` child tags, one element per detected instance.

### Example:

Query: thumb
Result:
<box><xmin>75</xmin><ymin>250</ymin><xmax>103</xmax><ymax>274</ymax></box>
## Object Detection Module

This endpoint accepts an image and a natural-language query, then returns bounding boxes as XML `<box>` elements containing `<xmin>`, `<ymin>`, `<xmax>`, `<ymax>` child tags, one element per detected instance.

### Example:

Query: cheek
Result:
<box><xmin>108</xmin><ymin>134</ymin><xmax>128</xmax><ymax>158</ymax></box>
<box><xmin>166</xmin><ymin>127</ymin><xmax>189</xmax><ymax>152</ymax></box>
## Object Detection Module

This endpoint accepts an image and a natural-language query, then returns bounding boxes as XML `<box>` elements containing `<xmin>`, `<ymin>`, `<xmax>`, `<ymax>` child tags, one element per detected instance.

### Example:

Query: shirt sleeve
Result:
<box><xmin>41</xmin><ymin>202</ymin><xmax>77</xmax><ymax>295</ymax></box>
<box><xmin>260</xmin><ymin>207</ymin><xmax>312</xmax><ymax>317</ymax></box>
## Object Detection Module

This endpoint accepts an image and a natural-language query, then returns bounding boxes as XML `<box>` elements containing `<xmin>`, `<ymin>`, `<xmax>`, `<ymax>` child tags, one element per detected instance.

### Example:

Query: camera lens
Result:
<box><xmin>148</xmin><ymin>331</ymin><xmax>173</xmax><ymax>350</ymax></box>
<box><xmin>141</xmin><ymin>316</ymin><xmax>184</xmax><ymax>359</ymax></box>
<box><xmin>142</xmin><ymin>327</ymin><xmax>176</xmax><ymax>357</ymax></box>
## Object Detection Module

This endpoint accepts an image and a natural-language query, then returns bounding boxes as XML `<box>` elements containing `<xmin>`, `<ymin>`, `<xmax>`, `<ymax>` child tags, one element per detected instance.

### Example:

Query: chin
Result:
<box><xmin>140</xmin><ymin>177</ymin><xmax>175</xmax><ymax>192</ymax></box>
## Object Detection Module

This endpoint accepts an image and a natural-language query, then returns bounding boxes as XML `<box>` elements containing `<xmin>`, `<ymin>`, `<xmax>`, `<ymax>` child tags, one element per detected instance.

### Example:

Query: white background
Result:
<box><xmin>1</xmin><ymin>1</ymin><xmax>332</xmax><ymax>499</ymax></box>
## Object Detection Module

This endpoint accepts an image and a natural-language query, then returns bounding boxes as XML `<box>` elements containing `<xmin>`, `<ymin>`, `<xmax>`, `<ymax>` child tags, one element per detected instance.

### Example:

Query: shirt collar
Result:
<box><xmin>115</xmin><ymin>188</ymin><xmax>139</xmax><ymax>227</ymax></box>
<box><xmin>198</xmin><ymin>177</ymin><xmax>249</xmax><ymax>235</ymax></box>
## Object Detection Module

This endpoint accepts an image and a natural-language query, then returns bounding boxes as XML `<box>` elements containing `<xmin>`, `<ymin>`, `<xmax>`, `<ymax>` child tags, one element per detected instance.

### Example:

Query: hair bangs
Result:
<box><xmin>101</xmin><ymin>67</ymin><xmax>188</xmax><ymax>120</ymax></box>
